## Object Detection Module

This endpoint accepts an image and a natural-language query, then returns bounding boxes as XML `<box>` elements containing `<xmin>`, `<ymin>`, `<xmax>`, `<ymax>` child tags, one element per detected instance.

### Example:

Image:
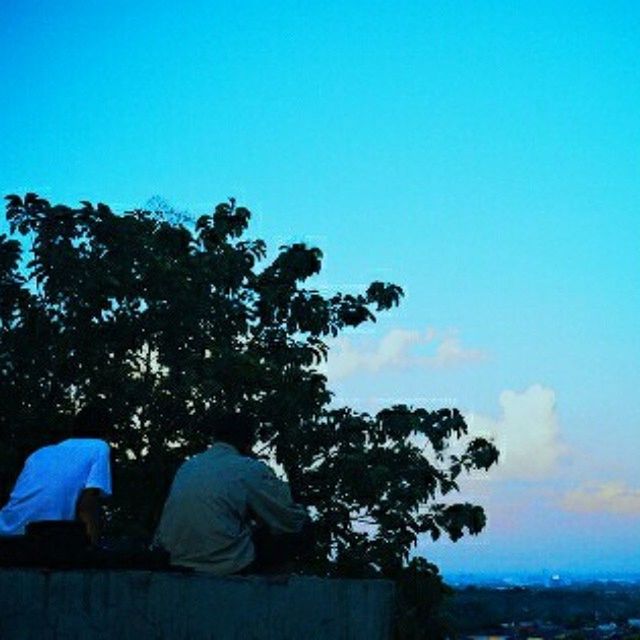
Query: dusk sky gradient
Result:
<box><xmin>1</xmin><ymin>1</ymin><xmax>639</xmax><ymax>577</ymax></box>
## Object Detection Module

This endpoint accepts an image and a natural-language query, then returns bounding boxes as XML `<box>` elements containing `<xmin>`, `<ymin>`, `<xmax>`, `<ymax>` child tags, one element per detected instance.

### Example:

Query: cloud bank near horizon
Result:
<box><xmin>561</xmin><ymin>482</ymin><xmax>640</xmax><ymax>517</ymax></box>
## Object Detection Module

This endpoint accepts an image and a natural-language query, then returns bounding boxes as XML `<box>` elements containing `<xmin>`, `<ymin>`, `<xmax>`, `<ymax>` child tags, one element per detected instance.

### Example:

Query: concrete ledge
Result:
<box><xmin>0</xmin><ymin>569</ymin><xmax>395</xmax><ymax>639</ymax></box>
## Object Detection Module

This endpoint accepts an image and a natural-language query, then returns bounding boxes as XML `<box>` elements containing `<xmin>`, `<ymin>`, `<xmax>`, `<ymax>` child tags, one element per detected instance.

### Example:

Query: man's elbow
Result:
<box><xmin>276</xmin><ymin>508</ymin><xmax>310</xmax><ymax>535</ymax></box>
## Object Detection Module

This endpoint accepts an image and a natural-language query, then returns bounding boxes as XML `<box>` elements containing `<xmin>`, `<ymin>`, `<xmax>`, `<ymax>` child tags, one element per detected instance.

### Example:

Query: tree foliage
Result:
<box><xmin>0</xmin><ymin>193</ymin><xmax>499</xmax><ymax>637</ymax></box>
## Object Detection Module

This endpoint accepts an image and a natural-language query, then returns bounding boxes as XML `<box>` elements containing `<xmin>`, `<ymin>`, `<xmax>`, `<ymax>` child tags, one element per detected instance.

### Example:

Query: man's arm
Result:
<box><xmin>245</xmin><ymin>461</ymin><xmax>309</xmax><ymax>535</ymax></box>
<box><xmin>77</xmin><ymin>440</ymin><xmax>112</xmax><ymax>544</ymax></box>
<box><xmin>76</xmin><ymin>488</ymin><xmax>102</xmax><ymax>544</ymax></box>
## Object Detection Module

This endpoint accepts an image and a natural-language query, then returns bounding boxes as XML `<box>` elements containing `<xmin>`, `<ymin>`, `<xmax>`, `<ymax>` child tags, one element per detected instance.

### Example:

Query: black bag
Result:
<box><xmin>0</xmin><ymin>520</ymin><xmax>89</xmax><ymax>568</ymax></box>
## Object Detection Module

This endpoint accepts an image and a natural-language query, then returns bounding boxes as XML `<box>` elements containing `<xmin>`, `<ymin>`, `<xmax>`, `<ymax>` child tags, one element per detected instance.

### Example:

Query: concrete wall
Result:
<box><xmin>0</xmin><ymin>569</ymin><xmax>395</xmax><ymax>640</ymax></box>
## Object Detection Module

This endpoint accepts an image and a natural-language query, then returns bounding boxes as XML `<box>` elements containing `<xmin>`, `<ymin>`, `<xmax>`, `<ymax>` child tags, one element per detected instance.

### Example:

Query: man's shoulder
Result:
<box><xmin>51</xmin><ymin>439</ymin><xmax>110</xmax><ymax>465</ymax></box>
<box><xmin>62</xmin><ymin>438</ymin><xmax>110</xmax><ymax>453</ymax></box>
<box><xmin>241</xmin><ymin>457</ymin><xmax>277</xmax><ymax>482</ymax></box>
<box><xmin>217</xmin><ymin>450</ymin><xmax>268</xmax><ymax>474</ymax></box>
<box><xmin>187</xmin><ymin>446</ymin><xmax>273</xmax><ymax>477</ymax></box>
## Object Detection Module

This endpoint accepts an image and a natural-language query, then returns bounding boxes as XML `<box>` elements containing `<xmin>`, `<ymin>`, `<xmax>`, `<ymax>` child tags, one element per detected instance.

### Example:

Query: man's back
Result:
<box><xmin>0</xmin><ymin>438</ymin><xmax>112</xmax><ymax>536</ymax></box>
<box><xmin>155</xmin><ymin>442</ymin><xmax>307</xmax><ymax>575</ymax></box>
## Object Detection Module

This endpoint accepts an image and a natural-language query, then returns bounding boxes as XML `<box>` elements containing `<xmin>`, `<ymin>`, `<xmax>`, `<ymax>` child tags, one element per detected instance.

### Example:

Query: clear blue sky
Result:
<box><xmin>1</xmin><ymin>0</ymin><xmax>639</xmax><ymax>578</ymax></box>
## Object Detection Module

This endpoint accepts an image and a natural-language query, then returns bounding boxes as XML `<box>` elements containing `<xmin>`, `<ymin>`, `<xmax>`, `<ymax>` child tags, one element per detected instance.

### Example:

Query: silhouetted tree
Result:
<box><xmin>0</xmin><ymin>193</ymin><xmax>499</xmax><ymax>638</ymax></box>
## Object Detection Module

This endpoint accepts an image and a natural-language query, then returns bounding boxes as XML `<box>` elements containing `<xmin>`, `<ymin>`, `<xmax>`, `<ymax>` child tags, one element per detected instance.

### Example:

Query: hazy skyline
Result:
<box><xmin>1</xmin><ymin>1</ymin><xmax>639</xmax><ymax>577</ymax></box>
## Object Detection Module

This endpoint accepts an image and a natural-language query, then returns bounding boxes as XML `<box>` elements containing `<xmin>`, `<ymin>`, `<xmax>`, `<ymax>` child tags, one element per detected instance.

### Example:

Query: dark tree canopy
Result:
<box><xmin>0</xmin><ymin>193</ymin><xmax>499</xmax><ymax>635</ymax></box>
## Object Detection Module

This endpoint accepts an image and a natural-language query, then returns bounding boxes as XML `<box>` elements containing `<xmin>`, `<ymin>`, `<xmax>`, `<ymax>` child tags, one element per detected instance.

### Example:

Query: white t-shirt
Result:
<box><xmin>0</xmin><ymin>438</ymin><xmax>112</xmax><ymax>536</ymax></box>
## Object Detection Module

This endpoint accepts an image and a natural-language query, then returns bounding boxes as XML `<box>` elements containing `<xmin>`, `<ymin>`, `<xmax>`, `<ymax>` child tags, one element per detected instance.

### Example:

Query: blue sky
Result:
<box><xmin>1</xmin><ymin>1</ymin><xmax>639</xmax><ymax>577</ymax></box>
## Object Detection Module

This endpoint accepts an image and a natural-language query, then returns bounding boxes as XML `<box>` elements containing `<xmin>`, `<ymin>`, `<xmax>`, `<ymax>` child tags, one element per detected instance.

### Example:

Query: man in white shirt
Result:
<box><xmin>154</xmin><ymin>414</ymin><xmax>310</xmax><ymax>575</ymax></box>
<box><xmin>0</xmin><ymin>405</ymin><xmax>113</xmax><ymax>544</ymax></box>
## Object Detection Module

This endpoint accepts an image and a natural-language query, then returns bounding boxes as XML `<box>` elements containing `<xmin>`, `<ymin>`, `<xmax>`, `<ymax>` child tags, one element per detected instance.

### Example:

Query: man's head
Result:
<box><xmin>211</xmin><ymin>412</ymin><xmax>257</xmax><ymax>455</ymax></box>
<box><xmin>72</xmin><ymin>403</ymin><xmax>112</xmax><ymax>440</ymax></box>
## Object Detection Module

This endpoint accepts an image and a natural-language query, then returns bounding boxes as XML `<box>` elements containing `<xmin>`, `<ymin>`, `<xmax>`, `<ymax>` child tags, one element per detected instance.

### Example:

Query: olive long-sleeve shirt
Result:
<box><xmin>154</xmin><ymin>442</ymin><xmax>307</xmax><ymax>575</ymax></box>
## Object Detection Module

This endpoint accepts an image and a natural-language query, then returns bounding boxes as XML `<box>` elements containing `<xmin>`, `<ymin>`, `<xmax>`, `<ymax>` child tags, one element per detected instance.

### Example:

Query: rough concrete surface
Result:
<box><xmin>0</xmin><ymin>569</ymin><xmax>395</xmax><ymax>639</ymax></box>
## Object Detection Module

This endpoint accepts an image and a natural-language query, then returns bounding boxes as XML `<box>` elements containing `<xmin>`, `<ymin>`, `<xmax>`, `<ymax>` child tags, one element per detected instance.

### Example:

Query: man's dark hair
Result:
<box><xmin>211</xmin><ymin>412</ymin><xmax>256</xmax><ymax>451</ymax></box>
<box><xmin>72</xmin><ymin>403</ymin><xmax>112</xmax><ymax>439</ymax></box>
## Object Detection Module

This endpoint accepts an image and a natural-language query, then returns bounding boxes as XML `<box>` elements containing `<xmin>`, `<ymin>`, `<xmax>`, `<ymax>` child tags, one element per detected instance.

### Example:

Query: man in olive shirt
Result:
<box><xmin>154</xmin><ymin>415</ymin><xmax>309</xmax><ymax>575</ymax></box>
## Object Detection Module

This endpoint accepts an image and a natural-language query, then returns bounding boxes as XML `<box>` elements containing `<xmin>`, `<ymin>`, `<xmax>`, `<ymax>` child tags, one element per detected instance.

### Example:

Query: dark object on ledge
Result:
<box><xmin>0</xmin><ymin>520</ymin><xmax>87</xmax><ymax>568</ymax></box>
<box><xmin>0</xmin><ymin>520</ymin><xmax>176</xmax><ymax>571</ymax></box>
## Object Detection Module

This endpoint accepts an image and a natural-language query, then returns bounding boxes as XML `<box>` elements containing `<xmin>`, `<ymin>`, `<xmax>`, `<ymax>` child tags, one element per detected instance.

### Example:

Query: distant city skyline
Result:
<box><xmin>1</xmin><ymin>0</ymin><xmax>639</xmax><ymax>576</ymax></box>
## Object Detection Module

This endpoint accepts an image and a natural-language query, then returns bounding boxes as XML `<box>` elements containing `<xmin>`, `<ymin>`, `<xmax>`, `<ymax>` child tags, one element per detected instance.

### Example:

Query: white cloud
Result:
<box><xmin>561</xmin><ymin>482</ymin><xmax>640</xmax><ymax>516</ymax></box>
<box><xmin>323</xmin><ymin>327</ymin><xmax>486</xmax><ymax>381</ymax></box>
<box><xmin>466</xmin><ymin>385</ymin><xmax>567</xmax><ymax>481</ymax></box>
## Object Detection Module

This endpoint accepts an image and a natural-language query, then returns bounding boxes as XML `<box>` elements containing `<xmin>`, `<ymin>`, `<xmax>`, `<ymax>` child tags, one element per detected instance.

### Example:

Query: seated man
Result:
<box><xmin>154</xmin><ymin>414</ymin><xmax>310</xmax><ymax>575</ymax></box>
<box><xmin>0</xmin><ymin>404</ymin><xmax>113</xmax><ymax>545</ymax></box>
